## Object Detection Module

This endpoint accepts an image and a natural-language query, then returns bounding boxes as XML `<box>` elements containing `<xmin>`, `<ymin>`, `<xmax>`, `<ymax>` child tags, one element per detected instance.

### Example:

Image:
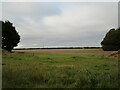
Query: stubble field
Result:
<box><xmin>13</xmin><ymin>49</ymin><xmax>116</xmax><ymax>55</ymax></box>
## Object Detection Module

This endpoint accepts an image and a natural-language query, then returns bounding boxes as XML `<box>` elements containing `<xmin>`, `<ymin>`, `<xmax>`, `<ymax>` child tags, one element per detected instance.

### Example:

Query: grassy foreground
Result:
<box><xmin>2</xmin><ymin>51</ymin><xmax>118</xmax><ymax>88</ymax></box>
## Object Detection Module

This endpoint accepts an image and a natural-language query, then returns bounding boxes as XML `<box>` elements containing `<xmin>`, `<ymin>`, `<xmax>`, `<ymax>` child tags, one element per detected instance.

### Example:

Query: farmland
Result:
<box><xmin>2</xmin><ymin>49</ymin><xmax>119</xmax><ymax>88</ymax></box>
<box><xmin>13</xmin><ymin>49</ymin><xmax>115</xmax><ymax>55</ymax></box>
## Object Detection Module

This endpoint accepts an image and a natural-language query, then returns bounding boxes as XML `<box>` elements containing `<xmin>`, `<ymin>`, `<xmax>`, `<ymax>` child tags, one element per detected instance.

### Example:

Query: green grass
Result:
<box><xmin>2</xmin><ymin>51</ymin><xmax>118</xmax><ymax>88</ymax></box>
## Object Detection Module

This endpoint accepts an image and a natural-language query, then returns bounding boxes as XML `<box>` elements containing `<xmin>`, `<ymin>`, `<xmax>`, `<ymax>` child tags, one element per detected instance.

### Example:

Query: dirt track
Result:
<box><xmin>13</xmin><ymin>49</ymin><xmax>116</xmax><ymax>55</ymax></box>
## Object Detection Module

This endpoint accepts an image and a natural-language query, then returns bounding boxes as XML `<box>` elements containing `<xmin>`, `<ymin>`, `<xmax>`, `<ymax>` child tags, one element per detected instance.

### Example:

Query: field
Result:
<box><xmin>2</xmin><ymin>49</ymin><xmax>119</xmax><ymax>88</ymax></box>
<box><xmin>13</xmin><ymin>49</ymin><xmax>114</xmax><ymax>55</ymax></box>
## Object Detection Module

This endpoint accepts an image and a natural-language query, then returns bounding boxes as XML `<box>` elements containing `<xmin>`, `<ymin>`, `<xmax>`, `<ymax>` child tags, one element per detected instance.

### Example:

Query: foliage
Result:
<box><xmin>1</xmin><ymin>20</ymin><xmax>20</xmax><ymax>52</ymax></box>
<box><xmin>101</xmin><ymin>28</ymin><xmax>120</xmax><ymax>51</ymax></box>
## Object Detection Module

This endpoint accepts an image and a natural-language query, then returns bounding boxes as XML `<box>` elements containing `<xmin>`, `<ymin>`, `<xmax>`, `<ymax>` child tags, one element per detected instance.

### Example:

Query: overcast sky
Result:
<box><xmin>2</xmin><ymin>2</ymin><xmax>118</xmax><ymax>48</ymax></box>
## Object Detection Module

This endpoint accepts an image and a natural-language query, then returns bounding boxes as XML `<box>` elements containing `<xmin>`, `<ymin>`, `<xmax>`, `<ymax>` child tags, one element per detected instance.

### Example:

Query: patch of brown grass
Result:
<box><xmin>109</xmin><ymin>50</ymin><xmax>120</xmax><ymax>59</ymax></box>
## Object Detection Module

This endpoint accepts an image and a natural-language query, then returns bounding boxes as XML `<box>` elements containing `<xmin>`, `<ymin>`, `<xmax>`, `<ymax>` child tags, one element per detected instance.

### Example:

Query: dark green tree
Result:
<box><xmin>101</xmin><ymin>28</ymin><xmax>120</xmax><ymax>51</ymax></box>
<box><xmin>1</xmin><ymin>20</ymin><xmax>20</xmax><ymax>52</ymax></box>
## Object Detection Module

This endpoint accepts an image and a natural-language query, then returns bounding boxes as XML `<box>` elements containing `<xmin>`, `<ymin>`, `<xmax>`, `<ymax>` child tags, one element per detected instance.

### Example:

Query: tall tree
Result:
<box><xmin>1</xmin><ymin>21</ymin><xmax>20</xmax><ymax>52</ymax></box>
<box><xmin>101</xmin><ymin>28</ymin><xmax>120</xmax><ymax>51</ymax></box>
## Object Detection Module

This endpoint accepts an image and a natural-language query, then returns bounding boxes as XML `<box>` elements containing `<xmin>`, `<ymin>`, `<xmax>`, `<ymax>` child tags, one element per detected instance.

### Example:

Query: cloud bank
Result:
<box><xmin>2</xmin><ymin>2</ymin><xmax>118</xmax><ymax>48</ymax></box>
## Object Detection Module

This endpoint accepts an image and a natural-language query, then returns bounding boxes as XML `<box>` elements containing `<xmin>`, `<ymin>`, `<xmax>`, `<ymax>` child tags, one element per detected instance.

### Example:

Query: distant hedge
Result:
<box><xmin>101</xmin><ymin>28</ymin><xmax>120</xmax><ymax>51</ymax></box>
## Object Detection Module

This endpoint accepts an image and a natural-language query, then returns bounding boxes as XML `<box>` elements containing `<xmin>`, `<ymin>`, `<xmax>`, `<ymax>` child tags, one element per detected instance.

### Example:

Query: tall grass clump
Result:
<box><xmin>2</xmin><ymin>51</ymin><xmax>118</xmax><ymax>88</ymax></box>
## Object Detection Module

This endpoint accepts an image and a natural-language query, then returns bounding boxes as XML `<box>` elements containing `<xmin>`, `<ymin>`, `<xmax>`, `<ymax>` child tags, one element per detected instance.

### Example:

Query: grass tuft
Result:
<box><xmin>2</xmin><ymin>51</ymin><xmax>118</xmax><ymax>88</ymax></box>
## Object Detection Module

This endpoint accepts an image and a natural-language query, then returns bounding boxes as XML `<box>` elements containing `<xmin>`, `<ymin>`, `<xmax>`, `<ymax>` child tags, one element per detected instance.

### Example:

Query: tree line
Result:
<box><xmin>0</xmin><ymin>20</ymin><xmax>120</xmax><ymax>52</ymax></box>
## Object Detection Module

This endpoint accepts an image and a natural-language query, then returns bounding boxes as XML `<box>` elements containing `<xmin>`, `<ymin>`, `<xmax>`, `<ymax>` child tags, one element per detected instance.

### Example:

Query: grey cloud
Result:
<box><xmin>2</xmin><ymin>2</ymin><xmax>118</xmax><ymax>48</ymax></box>
<box><xmin>2</xmin><ymin>2</ymin><xmax>62</xmax><ymax>23</ymax></box>
<box><xmin>0</xmin><ymin>3</ymin><xmax>1</xmax><ymax>21</ymax></box>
